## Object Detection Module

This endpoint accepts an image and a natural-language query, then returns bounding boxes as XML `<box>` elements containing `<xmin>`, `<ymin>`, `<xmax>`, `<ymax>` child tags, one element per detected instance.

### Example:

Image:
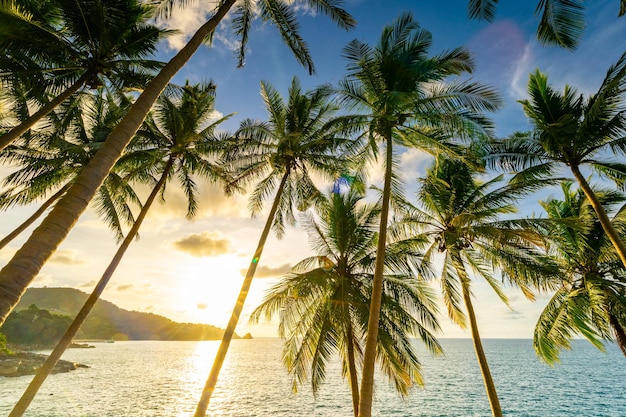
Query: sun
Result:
<box><xmin>175</xmin><ymin>254</ymin><xmax>247</xmax><ymax>326</ymax></box>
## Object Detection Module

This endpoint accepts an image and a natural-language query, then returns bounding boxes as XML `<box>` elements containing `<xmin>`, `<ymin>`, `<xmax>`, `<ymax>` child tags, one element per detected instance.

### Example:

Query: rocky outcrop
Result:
<box><xmin>0</xmin><ymin>352</ymin><xmax>88</xmax><ymax>378</ymax></box>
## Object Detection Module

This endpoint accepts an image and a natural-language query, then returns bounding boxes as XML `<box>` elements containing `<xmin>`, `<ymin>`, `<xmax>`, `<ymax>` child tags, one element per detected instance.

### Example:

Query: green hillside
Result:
<box><xmin>10</xmin><ymin>287</ymin><xmax>236</xmax><ymax>341</ymax></box>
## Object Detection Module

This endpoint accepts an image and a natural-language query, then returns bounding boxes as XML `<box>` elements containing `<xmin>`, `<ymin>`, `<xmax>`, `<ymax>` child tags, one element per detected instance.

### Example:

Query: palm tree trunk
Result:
<box><xmin>0</xmin><ymin>0</ymin><xmax>237</xmax><ymax>327</ymax></box>
<box><xmin>346</xmin><ymin>322</ymin><xmax>360</xmax><ymax>417</ymax></box>
<box><xmin>0</xmin><ymin>183</ymin><xmax>71</xmax><ymax>251</ymax></box>
<box><xmin>8</xmin><ymin>158</ymin><xmax>174</xmax><ymax>417</ymax></box>
<box><xmin>460</xmin><ymin>273</ymin><xmax>502</xmax><ymax>417</ymax></box>
<box><xmin>609</xmin><ymin>313</ymin><xmax>626</xmax><ymax>356</ymax></box>
<box><xmin>194</xmin><ymin>171</ymin><xmax>290</xmax><ymax>417</ymax></box>
<box><xmin>358</xmin><ymin>132</ymin><xmax>393</xmax><ymax>417</ymax></box>
<box><xmin>570</xmin><ymin>165</ymin><xmax>626</xmax><ymax>269</ymax></box>
<box><xmin>0</xmin><ymin>73</ymin><xmax>90</xmax><ymax>152</ymax></box>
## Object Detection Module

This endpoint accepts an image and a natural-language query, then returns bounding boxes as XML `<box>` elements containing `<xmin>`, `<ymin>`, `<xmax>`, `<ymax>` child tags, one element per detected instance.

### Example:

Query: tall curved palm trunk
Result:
<box><xmin>8</xmin><ymin>158</ymin><xmax>174</xmax><ymax>417</ymax></box>
<box><xmin>346</xmin><ymin>318</ymin><xmax>360</xmax><ymax>417</ymax></box>
<box><xmin>358</xmin><ymin>133</ymin><xmax>393</xmax><ymax>417</ymax></box>
<box><xmin>457</xmin><ymin>261</ymin><xmax>502</xmax><ymax>417</ymax></box>
<box><xmin>0</xmin><ymin>0</ymin><xmax>236</xmax><ymax>326</ymax></box>
<box><xmin>0</xmin><ymin>183</ymin><xmax>71</xmax><ymax>250</ymax></box>
<box><xmin>194</xmin><ymin>171</ymin><xmax>289</xmax><ymax>417</ymax></box>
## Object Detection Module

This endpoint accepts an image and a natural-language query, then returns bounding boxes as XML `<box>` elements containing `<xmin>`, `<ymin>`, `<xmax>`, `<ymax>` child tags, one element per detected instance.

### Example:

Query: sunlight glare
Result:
<box><xmin>175</xmin><ymin>254</ymin><xmax>246</xmax><ymax>326</ymax></box>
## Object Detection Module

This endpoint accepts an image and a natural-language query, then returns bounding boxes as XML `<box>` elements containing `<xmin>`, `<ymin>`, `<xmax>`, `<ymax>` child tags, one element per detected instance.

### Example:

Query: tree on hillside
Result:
<box><xmin>0</xmin><ymin>0</ymin><xmax>170</xmax><ymax>150</ymax></box>
<box><xmin>534</xmin><ymin>182</ymin><xmax>626</xmax><ymax>362</ymax></box>
<box><xmin>335</xmin><ymin>13</ymin><xmax>501</xmax><ymax>417</ymax></box>
<box><xmin>467</xmin><ymin>0</ymin><xmax>624</xmax><ymax>50</ymax></box>
<box><xmin>9</xmin><ymin>81</ymin><xmax>229</xmax><ymax>417</ymax></box>
<box><xmin>483</xmin><ymin>53</ymin><xmax>626</xmax><ymax>269</ymax></box>
<box><xmin>250</xmin><ymin>188</ymin><xmax>441</xmax><ymax>417</ymax></box>
<box><xmin>195</xmin><ymin>76</ymin><xmax>356</xmax><ymax>416</ymax></box>
<box><xmin>0</xmin><ymin>0</ymin><xmax>355</xmax><ymax>334</ymax></box>
<box><xmin>401</xmin><ymin>157</ymin><xmax>559</xmax><ymax>417</ymax></box>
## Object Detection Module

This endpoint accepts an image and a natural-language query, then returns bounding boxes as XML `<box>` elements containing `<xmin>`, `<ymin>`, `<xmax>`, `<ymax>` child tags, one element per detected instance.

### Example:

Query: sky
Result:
<box><xmin>1</xmin><ymin>0</ymin><xmax>625</xmax><ymax>340</ymax></box>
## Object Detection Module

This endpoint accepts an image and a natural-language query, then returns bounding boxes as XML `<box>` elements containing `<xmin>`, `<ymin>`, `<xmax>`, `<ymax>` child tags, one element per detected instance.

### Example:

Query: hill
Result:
<box><xmin>10</xmin><ymin>287</ymin><xmax>236</xmax><ymax>341</ymax></box>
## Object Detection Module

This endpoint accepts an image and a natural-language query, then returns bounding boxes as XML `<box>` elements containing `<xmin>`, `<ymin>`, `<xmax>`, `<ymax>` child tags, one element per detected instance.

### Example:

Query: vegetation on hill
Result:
<box><xmin>0</xmin><ymin>331</ymin><xmax>10</xmax><ymax>354</ymax></box>
<box><xmin>7</xmin><ymin>287</ymin><xmax>232</xmax><ymax>343</ymax></box>
<box><xmin>2</xmin><ymin>305</ymin><xmax>73</xmax><ymax>347</ymax></box>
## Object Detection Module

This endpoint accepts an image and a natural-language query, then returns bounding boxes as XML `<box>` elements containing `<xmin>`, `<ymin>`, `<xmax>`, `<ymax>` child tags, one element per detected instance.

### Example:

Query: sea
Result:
<box><xmin>0</xmin><ymin>338</ymin><xmax>623</xmax><ymax>417</ymax></box>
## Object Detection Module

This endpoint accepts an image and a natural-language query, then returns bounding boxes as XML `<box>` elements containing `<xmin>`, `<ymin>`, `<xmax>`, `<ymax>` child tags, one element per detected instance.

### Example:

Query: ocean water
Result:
<box><xmin>0</xmin><ymin>338</ymin><xmax>623</xmax><ymax>416</ymax></box>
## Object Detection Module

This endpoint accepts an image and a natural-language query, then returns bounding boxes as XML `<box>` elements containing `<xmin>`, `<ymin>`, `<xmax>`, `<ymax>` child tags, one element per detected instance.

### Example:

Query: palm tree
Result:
<box><xmin>400</xmin><ymin>157</ymin><xmax>559</xmax><ymax>417</ymax></box>
<box><xmin>467</xmin><ymin>0</ymin><xmax>623</xmax><ymax>50</ymax></box>
<box><xmin>8</xmin><ymin>81</ymin><xmax>228</xmax><ymax>417</ymax></box>
<box><xmin>250</xmin><ymin>188</ymin><xmax>442</xmax><ymax>417</ymax></box>
<box><xmin>483</xmin><ymin>52</ymin><xmax>626</xmax><ymax>269</ymax></box>
<box><xmin>0</xmin><ymin>91</ymin><xmax>140</xmax><ymax>250</ymax></box>
<box><xmin>194</xmin><ymin>76</ymin><xmax>355</xmax><ymax>416</ymax></box>
<box><xmin>534</xmin><ymin>182</ymin><xmax>626</xmax><ymax>363</ymax></box>
<box><xmin>0</xmin><ymin>0</ymin><xmax>355</xmax><ymax>329</ymax></box>
<box><xmin>0</xmin><ymin>0</ymin><xmax>170</xmax><ymax>150</ymax></box>
<box><xmin>336</xmin><ymin>13</ymin><xmax>501</xmax><ymax>417</ymax></box>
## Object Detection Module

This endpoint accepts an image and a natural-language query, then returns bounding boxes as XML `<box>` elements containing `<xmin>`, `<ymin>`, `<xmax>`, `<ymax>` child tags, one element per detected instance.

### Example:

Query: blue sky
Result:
<box><xmin>1</xmin><ymin>0</ymin><xmax>625</xmax><ymax>341</ymax></box>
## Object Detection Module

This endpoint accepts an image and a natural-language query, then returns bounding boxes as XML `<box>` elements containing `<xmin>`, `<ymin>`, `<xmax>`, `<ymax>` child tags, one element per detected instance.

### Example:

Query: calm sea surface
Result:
<box><xmin>0</xmin><ymin>339</ymin><xmax>623</xmax><ymax>416</ymax></box>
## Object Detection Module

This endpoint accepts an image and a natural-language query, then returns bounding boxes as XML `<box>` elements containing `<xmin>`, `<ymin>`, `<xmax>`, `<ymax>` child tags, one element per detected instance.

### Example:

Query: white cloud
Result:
<box><xmin>240</xmin><ymin>262</ymin><xmax>292</xmax><ymax>278</ymax></box>
<box><xmin>173</xmin><ymin>230</ymin><xmax>233</xmax><ymax>257</ymax></box>
<box><xmin>157</xmin><ymin>1</ymin><xmax>219</xmax><ymax>51</ymax></box>
<box><xmin>399</xmin><ymin>147</ymin><xmax>432</xmax><ymax>182</ymax></box>
<box><xmin>49</xmin><ymin>249</ymin><xmax>88</xmax><ymax>265</ymax></box>
<box><xmin>509</xmin><ymin>43</ymin><xmax>534</xmax><ymax>100</ymax></box>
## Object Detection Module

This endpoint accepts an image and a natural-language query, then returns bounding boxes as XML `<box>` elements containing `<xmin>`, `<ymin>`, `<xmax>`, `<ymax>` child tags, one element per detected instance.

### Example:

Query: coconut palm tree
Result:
<box><xmin>0</xmin><ymin>0</ymin><xmax>355</xmax><ymax>329</ymax></box>
<box><xmin>336</xmin><ymin>13</ymin><xmax>501</xmax><ymax>417</ymax></box>
<box><xmin>195</xmin><ymin>76</ymin><xmax>355</xmax><ymax>416</ymax></box>
<box><xmin>0</xmin><ymin>0</ymin><xmax>170</xmax><ymax>150</ymax></box>
<box><xmin>8</xmin><ymin>81</ymin><xmax>229</xmax><ymax>417</ymax></box>
<box><xmin>250</xmin><ymin>188</ymin><xmax>442</xmax><ymax>417</ymax></box>
<box><xmin>482</xmin><ymin>52</ymin><xmax>626</xmax><ymax>269</ymax></box>
<box><xmin>400</xmin><ymin>157</ymin><xmax>559</xmax><ymax>417</ymax></box>
<box><xmin>0</xmin><ymin>91</ymin><xmax>141</xmax><ymax>250</ymax></box>
<box><xmin>467</xmin><ymin>0</ymin><xmax>623</xmax><ymax>50</ymax></box>
<box><xmin>534</xmin><ymin>182</ymin><xmax>626</xmax><ymax>363</ymax></box>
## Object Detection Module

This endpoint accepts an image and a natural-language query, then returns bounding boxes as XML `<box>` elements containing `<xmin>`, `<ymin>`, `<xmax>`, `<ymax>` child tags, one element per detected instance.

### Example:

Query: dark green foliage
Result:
<box><xmin>0</xmin><ymin>331</ymin><xmax>10</xmax><ymax>354</ymax></box>
<box><xmin>1</xmin><ymin>304</ymin><xmax>72</xmax><ymax>346</ymax></box>
<box><xmin>534</xmin><ymin>183</ymin><xmax>626</xmax><ymax>362</ymax></box>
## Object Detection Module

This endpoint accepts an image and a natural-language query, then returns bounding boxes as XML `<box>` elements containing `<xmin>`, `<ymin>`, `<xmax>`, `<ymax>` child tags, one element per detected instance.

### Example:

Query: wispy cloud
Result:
<box><xmin>50</xmin><ymin>249</ymin><xmax>87</xmax><ymax>265</ymax></box>
<box><xmin>116</xmin><ymin>284</ymin><xmax>134</xmax><ymax>292</ymax></box>
<box><xmin>509</xmin><ymin>43</ymin><xmax>534</xmax><ymax>99</ymax></box>
<box><xmin>240</xmin><ymin>262</ymin><xmax>292</xmax><ymax>278</ymax></box>
<box><xmin>144</xmin><ymin>182</ymin><xmax>248</xmax><ymax>221</ymax></box>
<box><xmin>173</xmin><ymin>231</ymin><xmax>232</xmax><ymax>257</ymax></box>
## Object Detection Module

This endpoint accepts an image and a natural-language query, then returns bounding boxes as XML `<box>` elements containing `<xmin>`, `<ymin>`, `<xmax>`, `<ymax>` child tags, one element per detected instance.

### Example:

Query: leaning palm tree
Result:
<box><xmin>250</xmin><ymin>188</ymin><xmax>442</xmax><ymax>417</ymax></box>
<box><xmin>534</xmin><ymin>182</ymin><xmax>626</xmax><ymax>363</ymax></box>
<box><xmin>195</xmin><ymin>77</ymin><xmax>355</xmax><ymax>416</ymax></box>
<box><xmin>482</xmin><ymin>52</ymin><xmax>626</xmax><ymax>269</ymax></box>
<box><xmin>0</xmin><ymin>0</ymin><xmax>170</xmax><ymax>150</ymax></box>
<box><xmin>8</xmin><ymin>81</ymin><xmax>229</xmax><ymax>417</ymax></box>
<box><xmin>0</xmin><ymin>0</ymin><xmax>355</xmax><ymax>328</ymax></box>
<box><xmin>401</xmin><ymin>157</ymin><xmax>558</xmax><ymax>417</ymax></box>
<box><xmin>336</xmin><ymin>12</ymin><xmax>501</xmax><ymax>417</ymax></box>
<box><xmin>0</xmin><ymin>91</ymin><xmax>140</xmax><ymax>250</ymax></box>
